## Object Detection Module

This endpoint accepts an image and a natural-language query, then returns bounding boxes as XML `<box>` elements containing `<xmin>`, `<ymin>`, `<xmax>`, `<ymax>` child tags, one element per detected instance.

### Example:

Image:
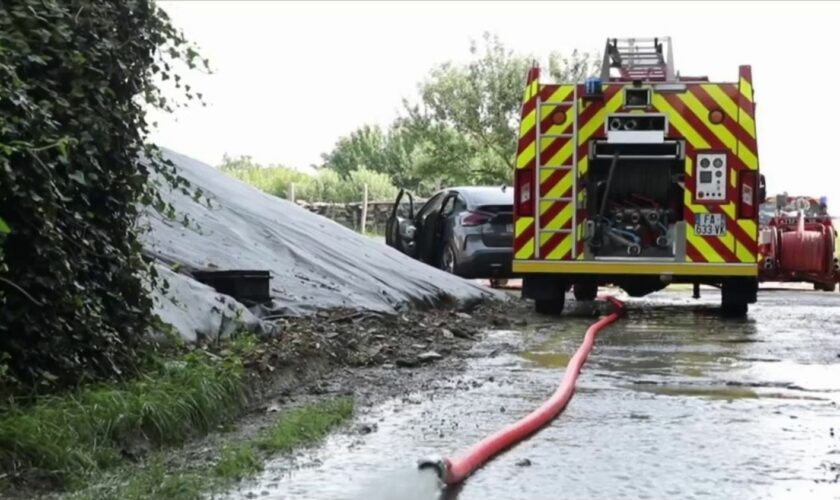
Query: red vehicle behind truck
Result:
<box><xmin>759</xmin><ymin>195</ymin><xmax>839</xmax><ymax>291</ymax></box>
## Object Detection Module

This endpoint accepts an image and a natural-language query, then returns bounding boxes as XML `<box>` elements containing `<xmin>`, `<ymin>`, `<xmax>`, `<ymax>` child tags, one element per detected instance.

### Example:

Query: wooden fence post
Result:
<box><xmin>360</xmin><ymin>183</ymin><xmax>369</xmax><ymax>234</ymax></box>
<box><xmin>287</xmin><ymin>182</ymin><xmax>296</xmax><ymax>203</ymax></box>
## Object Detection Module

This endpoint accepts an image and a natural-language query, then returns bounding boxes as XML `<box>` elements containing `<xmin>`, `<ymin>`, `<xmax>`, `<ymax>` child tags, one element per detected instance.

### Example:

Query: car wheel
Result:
<box><xmin>489</xmin><ymin>279</ymin><xmax>508</xmax><ymax>289</ymax></box>
<box><xmin>441</xmin><ymin>243</ymin><xmax>456</xmax><ymax>274</ymax></box>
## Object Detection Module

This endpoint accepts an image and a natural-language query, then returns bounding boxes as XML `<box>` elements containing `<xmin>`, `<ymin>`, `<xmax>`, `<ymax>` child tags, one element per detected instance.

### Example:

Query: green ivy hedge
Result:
<box><xmin>0</xmin><ymin>1</ymin><xmax>203</xmax><ymax>394</ymax></box>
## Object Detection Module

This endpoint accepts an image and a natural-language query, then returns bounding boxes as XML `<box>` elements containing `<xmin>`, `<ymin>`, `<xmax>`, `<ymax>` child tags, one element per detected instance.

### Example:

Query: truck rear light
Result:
<box><xmin>461</xmin><ymin>211</ymin><xmax>491</xmax><ymax>227</ymax></box>
<box><xmin>709</xmin><ymin>109</ymin><xmax>724</xmax><ymax>124</ymax></box>
<box><xmin>515</xmin><ymin>169</ymin><xmax>535</xmax><ymax>217</ymax></box>
<box><xmin>739</xmin><ymin>171</ymin><xmax>758</xmax><ymax>219</ymax></box>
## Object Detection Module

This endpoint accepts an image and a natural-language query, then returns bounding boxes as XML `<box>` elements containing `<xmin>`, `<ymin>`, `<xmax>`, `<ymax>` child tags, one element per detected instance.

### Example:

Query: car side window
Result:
<box><xmin>440</xmin><ymin>195</ymin><xmax>456</xmax><ymax>217</ymax></box>
<box><xmin>417</xmin><ymin>192</ymin><xmax>446</xmax><ymax>220</ymax></box>
<box><xmin>453</xmin><ymin>195</ymin><xmax>467</xmax><ymax>214</ymax></box>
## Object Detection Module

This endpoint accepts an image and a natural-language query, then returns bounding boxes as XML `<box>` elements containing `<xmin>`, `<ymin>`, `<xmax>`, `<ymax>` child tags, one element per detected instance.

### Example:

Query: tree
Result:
<box><xmin>320</xmin><ymin>33</ymin><xmax>600</xmax><ymax>194</ymax></box>
<box><xmin>412</xmin><ymin>32</ymin><xmax>600</xmax><ymax>181</ymax></box>
<box><xmin>413</xmin><ymin>33</ymin><xmax>531</xmax><ymax>174</ymax></box>
<box><xmin>219</xmin><ymin>154</ymin><xmax>312</xmax><ymax>199</ymax></box>
<box><xmin>0</xmin><ymin>0</ymin><xmax>205</xmax><ymax>390</ymax></box>
<box><xmin>547</xmin><ymin>48</ymin><xmax>602</xmax><ymax>84</ymax></box>
<box><xmin>220</xmin><ymin>155</ymin><xmax>397</xmax><ymax>203</ymax></box>
<box><xmin>320</xmin><ymin>125</ymin><xmax>390</xmax><ymax>178</ymax></box>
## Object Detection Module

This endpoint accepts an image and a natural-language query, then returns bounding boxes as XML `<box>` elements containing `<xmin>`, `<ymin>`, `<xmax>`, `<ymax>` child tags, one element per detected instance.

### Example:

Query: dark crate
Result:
<box><xmin>191</xmin><ymin>270</ymin><xmax>271</xmax><ymax>304</ymax></box>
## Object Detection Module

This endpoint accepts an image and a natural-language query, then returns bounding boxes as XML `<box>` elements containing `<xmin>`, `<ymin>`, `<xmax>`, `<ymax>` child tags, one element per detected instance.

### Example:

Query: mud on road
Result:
<box><xmin>227</xmin><ymin>287</ymin><xmax>840</xmax><ymax>500</ymax></box>
<box><xmin>145</xmin><ymin>297</ymin><xmax>528</xmax><ymax>487</ymax></box>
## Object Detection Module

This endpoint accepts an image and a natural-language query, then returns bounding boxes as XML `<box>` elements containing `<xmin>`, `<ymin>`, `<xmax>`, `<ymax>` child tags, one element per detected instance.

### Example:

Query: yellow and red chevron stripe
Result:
<box><xmin>513</xmin><ymin>68</ymin><xmax>539</xmax><ymax>259</ymax></box>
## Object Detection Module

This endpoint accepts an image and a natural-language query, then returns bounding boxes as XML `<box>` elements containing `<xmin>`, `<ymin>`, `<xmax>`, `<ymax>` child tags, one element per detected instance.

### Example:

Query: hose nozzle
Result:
<box><xmin>417</xmin><ymin>456</ymin><xmax>449</xmax><ymax>483</ymax></box>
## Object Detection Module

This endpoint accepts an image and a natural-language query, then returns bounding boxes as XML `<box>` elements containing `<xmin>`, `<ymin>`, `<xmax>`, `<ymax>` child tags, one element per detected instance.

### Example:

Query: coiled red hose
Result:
<box><xmin>780</xmin><ymin>227</ymin><xmax>827</xmax><ymax>273</ymax></box>
<box><xmin>423</xmin><ymin>296</ymin><xmax>625</xmax><ymax>485</ymax></box>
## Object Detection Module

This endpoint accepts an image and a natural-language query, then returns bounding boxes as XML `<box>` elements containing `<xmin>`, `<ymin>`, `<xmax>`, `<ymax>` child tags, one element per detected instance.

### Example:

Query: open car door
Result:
<box><xmin>385</xmin><ymin>189</ymin><xmax>416</xmax><ymax>257</ymax></box>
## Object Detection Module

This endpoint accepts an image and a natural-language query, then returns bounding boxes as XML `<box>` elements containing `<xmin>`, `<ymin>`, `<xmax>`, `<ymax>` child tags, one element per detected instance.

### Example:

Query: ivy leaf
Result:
<box><xmin>0</xmin><ymin>217</ymin><xmax>9</xmax><ymax>234</ymax></box>
<box><xmin>68</xmin><ymin>171</ymin><xmax>88</xmax><ymax>186</ymax></box>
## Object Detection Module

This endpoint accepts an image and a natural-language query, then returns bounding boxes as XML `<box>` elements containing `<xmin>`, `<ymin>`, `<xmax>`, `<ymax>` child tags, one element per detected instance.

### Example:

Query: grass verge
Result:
<box><xmin>70</xmin><ymin>398</ymin><xmax>354</xmax><ymax>500</ymax></box>
<box><xmin>0</xmin><ymin>332</ymin><xmax>353</xmax><ymax>499</ymax></box>
<box><xmin>0</xmin><ymin>349</ymin><xmax>246</xmax><ymax>488</ymax></box>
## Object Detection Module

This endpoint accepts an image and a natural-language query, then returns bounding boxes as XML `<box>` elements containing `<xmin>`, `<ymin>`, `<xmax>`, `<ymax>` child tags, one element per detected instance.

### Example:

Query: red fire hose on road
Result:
<box><xmin>419</xmin><ymin>296</ymin><xmax>626</xmax><ymax>485</ymax></box>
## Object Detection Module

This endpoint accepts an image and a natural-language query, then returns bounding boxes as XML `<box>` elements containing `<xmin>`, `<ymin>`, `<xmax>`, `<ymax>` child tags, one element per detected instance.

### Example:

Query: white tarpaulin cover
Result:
<box><xmin>143</xmin><ymin>150</ymin><xmax>498</xmax><ymax>339</ymax></box>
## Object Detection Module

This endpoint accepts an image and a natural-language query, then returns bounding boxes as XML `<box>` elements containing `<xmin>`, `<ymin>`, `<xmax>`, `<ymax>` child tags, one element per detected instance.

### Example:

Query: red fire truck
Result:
<box><xmin>512</xmin><ymin>37</ymin><xmax>763</xmax><ymax>316</ymax></box>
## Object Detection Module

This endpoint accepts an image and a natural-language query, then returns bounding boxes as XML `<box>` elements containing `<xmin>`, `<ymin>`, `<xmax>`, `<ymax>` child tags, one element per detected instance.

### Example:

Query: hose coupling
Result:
<box><xmin>417</xmin><ymin>456</ymin><xmax>450</xmax><ymax>483</ymax></box>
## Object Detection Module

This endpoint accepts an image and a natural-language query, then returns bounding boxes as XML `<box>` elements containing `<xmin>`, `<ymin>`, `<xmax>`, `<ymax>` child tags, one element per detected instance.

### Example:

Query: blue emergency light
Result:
<box><xmin>584</xmin><ymin>77</ymin><xmax>603</xmax><ymax>97</ymax></box>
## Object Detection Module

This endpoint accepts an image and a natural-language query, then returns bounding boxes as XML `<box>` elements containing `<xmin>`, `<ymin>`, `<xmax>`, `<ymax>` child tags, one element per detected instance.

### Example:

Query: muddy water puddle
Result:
<box><xmin>228</xmin><ymin>289</ymin><xmax>840</xmax><ymax>499</ymax></box>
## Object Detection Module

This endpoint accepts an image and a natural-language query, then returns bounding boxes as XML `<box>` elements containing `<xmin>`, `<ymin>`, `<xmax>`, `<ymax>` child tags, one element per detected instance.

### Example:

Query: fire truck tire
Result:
<box><xmin>721</xmin><ymin>301</ymin><xmax>748</xmax><ymax>318</ymax></box>
<box><xmin>721</xmin><ymin>279</ymin><xmax>755</xmax><ymax>318</ymax></box>
<box><xmin>573</xmin><ymin>282</ymin><xmax>598</xmax><ymax>301</ymax></box>
<box><xmin>535</xmin><ymin>296</ymin><xmax>565</xmax><ymax>316</ymax></box>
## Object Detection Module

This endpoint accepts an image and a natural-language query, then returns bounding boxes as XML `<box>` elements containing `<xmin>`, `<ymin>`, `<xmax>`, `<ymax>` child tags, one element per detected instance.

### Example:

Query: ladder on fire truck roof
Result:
<box><xmin>600</xmin><ymin>37</ymin><xmax>675</xmax><ymax>82</ymax></box>
<box><xmin>534</xmin><ymin>85</ymin><xmax>578</xmax><ymax>259</ymax></box>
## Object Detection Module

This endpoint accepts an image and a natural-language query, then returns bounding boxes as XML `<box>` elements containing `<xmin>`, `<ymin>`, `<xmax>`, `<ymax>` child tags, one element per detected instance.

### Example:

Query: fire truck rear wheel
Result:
<box><xmin>720</xmin><ymin>279</ymin><xmax>755</xmax><ymax>318</ymax></box>
<box><xmin>573</xmin><ymin>282</ymin><xmax>598</xmax><ymax>301</ymax></box>
<box><xmin>721</xmin><ymin>301</ymin><xmax>748</xmax><ymax>318</ymax></box>
<box><xmin>535</xmin><ymin>296</ymin><xmax>565</xmax><ymax>316</ymax></box>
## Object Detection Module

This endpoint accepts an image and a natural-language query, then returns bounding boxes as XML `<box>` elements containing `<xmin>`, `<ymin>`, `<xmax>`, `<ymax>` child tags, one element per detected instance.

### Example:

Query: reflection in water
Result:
<box><xmin>349</xmin><ymin>467</ymin><xmax>442</xmax><ymax>500</ymax></box>
<box><xmin>232</xmin><ymin>289</ymin><xmax>840</xmax><ymax>500</ymax></box>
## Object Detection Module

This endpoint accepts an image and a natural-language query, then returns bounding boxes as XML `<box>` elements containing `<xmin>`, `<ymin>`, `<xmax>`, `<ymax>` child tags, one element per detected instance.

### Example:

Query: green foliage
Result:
<box><xmin>321</xmin><ymin>32</ymin><xmax>600</xmax><ymax>194</ymax></box>
<box><xmin>73</xmin><ymin>458</ymin><xmax>206</xmax><ymax>500</ymax></box>
<box><xmin>0</xmin><ymin>217</ymin><xmax>7</xmax><ymax>274</ymax></box>
<box><xmin>0</xmin><ymin>1</ymin><xmax>206</xmax><ymax>391</ymax></box>
<box><xmin>0</xmin><ymin>350</ymin><xmax>245</xmax><ymax>485</ymax></box>
<box><xmin>220</xmin><ymin>155</ymin><xmax>397</xmax><ymax>203</ymax></box>
<box><xmin>319</xmin><ymin>125</ymin><xmax>390</xmax><ymax>178</ymax></box>
<box><xmin>413</xmin><ymin>33</ymin><xmax>533</xmax><ymax>175</ymax></box>
<box><xmin>255</xmin><ymin>397</ymin><xmax>354</xmax><ymax>454</ymax></box>
<box><xmin>69</xmin><ymin>396</ymin><xmax>354</xmax><ymax>500</ymax></box>
<box><xmin>213</xmin><ymin>443</ymin><xmax>262</xmax><ymax>480</ymax></box>
<box><xmin>219</xmin><ymin>154</ymin><xmax>311</xmax><ymax>198</ymax></box>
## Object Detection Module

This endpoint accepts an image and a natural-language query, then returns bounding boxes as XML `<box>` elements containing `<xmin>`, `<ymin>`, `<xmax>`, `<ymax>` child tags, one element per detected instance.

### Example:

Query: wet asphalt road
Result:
<box><xmin>231</xmin><ymin>287</ymin><xmax>840</xmax><ymax>500</ymax></box>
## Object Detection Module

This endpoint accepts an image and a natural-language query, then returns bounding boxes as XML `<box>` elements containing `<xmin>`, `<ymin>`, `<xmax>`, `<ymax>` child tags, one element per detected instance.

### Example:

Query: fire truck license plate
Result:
<box><xmin>694</xmin><ymin>213</ymin><xmax>726</xmax><ymax>236</ymax></box>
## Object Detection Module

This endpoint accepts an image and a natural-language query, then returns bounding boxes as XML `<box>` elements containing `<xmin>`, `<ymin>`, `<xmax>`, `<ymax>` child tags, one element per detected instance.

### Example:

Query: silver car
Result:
<box><xmin>385</xmin><ymin>186</ymin><xmax>515</xmax><ymax>282</ymax></box>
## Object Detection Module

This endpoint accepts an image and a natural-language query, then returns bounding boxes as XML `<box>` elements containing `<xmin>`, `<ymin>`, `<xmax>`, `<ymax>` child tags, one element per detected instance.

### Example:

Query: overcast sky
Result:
<box><xmin>153</xmin><ymin>1</ymin><xmax>840</xmax><ymax>206</ymax></box>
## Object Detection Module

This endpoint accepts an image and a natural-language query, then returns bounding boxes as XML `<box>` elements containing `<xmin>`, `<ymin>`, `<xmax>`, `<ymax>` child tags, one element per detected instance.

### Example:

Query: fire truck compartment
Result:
<box><xmin>586</xmin><ymin>148</ymin><xmax>685</xmax><ymax>259</ymax></box>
